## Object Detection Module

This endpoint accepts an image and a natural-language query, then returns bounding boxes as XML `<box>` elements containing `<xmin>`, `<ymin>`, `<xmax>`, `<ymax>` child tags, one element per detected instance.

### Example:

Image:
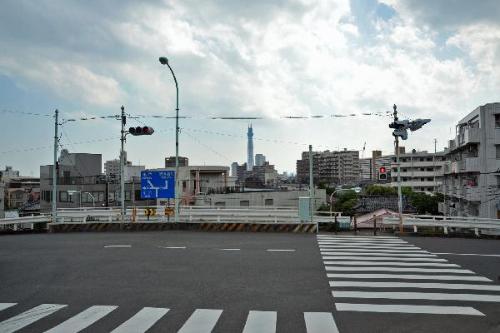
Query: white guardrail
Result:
<box><xmin>382</xmin><ymin>214</ymin><xmax>500</xmax><ymax>236</ymax></box>
<box><xmin>53</xmin><ymin>206</ymin><xmax>302</xmax><ymax>224</ymax></box>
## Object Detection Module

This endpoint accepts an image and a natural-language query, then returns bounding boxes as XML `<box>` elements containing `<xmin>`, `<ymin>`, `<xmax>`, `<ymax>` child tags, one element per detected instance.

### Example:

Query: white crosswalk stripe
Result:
<box><xmin>110</xmin><ymin>307</ymin><xmax>169</xmax><ymax>333</ymax></box>
<box><xmin>321</xmin><ymin>251</ymin><xmax>436</xmax><ymax>257</ymax></box>
<box><xmin>0</xmin><ymin>303</ymin><xmax>341</xmax><ymax>333</ymax></box>
<box><xmin>242</xmin><ymin>311</ymin><xmax>276</xmax><ymax>333</ymax></box>
<box><xmin>333</xmin><ymin>291</ymin><xmax>500</xmax><ymax>303</ymax></box>
<box><xmin>177</xmin><ymin>309</ymin><xmax>223</xmax><ymax>333</ymax></box>
<box><xmin>323</xmin><ymin>256</ymin><xmax>448</xmax><ymax>262</ymax></box>
<box><xmin>335</xmin><ymin>303</ymin><xmax>485</xmax><ymax>316</ymax></box>
<box><xmin>323</xmin><ymin>261</ymin><xmax>459</xmax><ymax>267</ymax></box>
<box><xmin>330</xmin><ymin>281</ymin><xmax>500</xmax><ymax>291</ymax></box>
<box><xmin>0</xmin><ymin>304</ymin><xmax>67</xmax><ymax>333</ymax></box>
<box><xmin>303</xmin><ymin>312</ymin><xmax>339</xmax><ymax>333</ymax></box>
<box><xmin>319</xmin><ymin>248</ymin><xmax>429</xmax><ymax>253</ymax></box>
<box><xmin>317</xmin><ymin>234</ymin><xmax>500</xmax><ymax>317</ymax></box>
<box><xmin>45</xmin><ymin>305</ymin><xmax>117</xmax><ymax>333</ymax></box>
<box><xmin>325</xmin><ymin>266</ymin><xmax>475</xmax><ymax>274</ymax></box>
<box><xmin>0</xmin><ymin>303</ymin><xmax>17</xmax><ymax>311</ymax></box>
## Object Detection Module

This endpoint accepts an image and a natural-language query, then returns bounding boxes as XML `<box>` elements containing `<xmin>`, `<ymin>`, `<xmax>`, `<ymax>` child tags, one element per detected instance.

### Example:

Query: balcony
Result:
<box><xmin>460</xmin><ymin>157</ymin><xmax>480</xmax><ymax>172</ymax></box>
<box><xmin>461</xmin><ymin>127</ymin><xmax>480</xmax><ymax>145</ymax></box>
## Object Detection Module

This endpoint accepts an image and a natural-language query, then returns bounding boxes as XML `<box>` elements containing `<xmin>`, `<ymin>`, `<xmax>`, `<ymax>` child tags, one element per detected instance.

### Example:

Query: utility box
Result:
<box><xmin>299</xmin><ymin>197</ymin><xmax>311</xmax><ymax>222</ymax></box>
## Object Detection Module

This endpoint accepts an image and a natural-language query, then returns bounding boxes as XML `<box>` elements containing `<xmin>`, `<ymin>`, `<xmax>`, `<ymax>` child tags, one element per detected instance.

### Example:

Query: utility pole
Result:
<box><xmin>52</xmin><ymin>109</ymin><xmax>59</xmax><ymax>223</ymax></box>
<box><xmin>120</xmin><ymin>106</ymin><xmax>126</xmax><ymax>219</ymax></box>
<box><xmin>389</xmin><ymin>105</ymin><xmax>431</xmax><ymax>233</ymax></box>
<box><xmin>309</xmin><ymin>145</ymin><xmax>314</xmax><ymax>223</ymax></box>
<box><xmin>393</xmin><ymin>104</ymin><xmax>404</xmax><ymax>233</ymax></box>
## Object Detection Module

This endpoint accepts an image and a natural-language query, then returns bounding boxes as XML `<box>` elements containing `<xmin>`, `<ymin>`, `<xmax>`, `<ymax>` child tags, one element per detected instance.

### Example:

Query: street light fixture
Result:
<box><xmin>159</xmin><ymin>56</ymin><xmax>180</xmax><ymax>223</ymax></box>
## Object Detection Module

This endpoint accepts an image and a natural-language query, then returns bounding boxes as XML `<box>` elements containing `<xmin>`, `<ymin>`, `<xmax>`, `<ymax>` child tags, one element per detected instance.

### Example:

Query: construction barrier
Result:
<box><xmin>49</xmin><ymin>222</ymin><xmax>318</xmax><ymax>233</ymax></box>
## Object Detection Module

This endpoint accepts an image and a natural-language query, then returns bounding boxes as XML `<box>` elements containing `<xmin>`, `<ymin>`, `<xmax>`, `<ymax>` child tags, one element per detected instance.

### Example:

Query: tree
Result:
<box><xmin>333</xmin><ymin>190</ymin><xmax>358</xmax><ymax>216</ymax></box>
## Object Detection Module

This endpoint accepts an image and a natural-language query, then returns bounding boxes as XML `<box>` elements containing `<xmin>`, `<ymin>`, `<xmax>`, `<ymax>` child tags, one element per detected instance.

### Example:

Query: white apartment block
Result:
<box><xmin>440</xmin><ymin>102</ymin><xmax>500</xmax><ymax>218</ymax></box>
<box><xmin>390</xmin><ymin>150</ymin><xmax>445</xmax><ymax>193</ymax></box>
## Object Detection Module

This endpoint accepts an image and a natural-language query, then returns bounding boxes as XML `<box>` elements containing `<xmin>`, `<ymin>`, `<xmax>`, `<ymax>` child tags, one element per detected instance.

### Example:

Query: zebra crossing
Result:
<box><xmin>318</xmin><ymin>234</ymin><xmax>500</xmax><ymax>317</ymax></box>
<box><xmin>0</xmin><ymin>303</ymin><xmax>339</xmax><ymax>333</ymax></box>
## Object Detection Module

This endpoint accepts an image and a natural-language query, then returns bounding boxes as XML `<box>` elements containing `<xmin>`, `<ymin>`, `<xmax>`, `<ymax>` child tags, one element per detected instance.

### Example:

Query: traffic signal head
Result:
<box><xmin>128</xmin><ymin>126</ymin><xmax>155</xmax><ymax>136</ymax></box>
<box><xmin>378</xmin><ymin>166</ymin><xmax>387</xmax><ymax>181</ymax></box>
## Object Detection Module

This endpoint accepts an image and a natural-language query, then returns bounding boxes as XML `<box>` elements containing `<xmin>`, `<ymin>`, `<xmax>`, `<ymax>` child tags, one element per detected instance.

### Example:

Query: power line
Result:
<box><xmin>0</xmin><ymin>109</ymin><xmax>52</xmax><ymax>117</ymax></box>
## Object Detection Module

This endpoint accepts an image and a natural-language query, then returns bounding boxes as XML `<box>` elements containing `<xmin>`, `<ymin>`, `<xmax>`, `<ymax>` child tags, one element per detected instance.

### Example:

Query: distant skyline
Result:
<box><xmin>1</xmin><ymin>0</ymin><xmax>499</xmax><ymax>176</ymax></box>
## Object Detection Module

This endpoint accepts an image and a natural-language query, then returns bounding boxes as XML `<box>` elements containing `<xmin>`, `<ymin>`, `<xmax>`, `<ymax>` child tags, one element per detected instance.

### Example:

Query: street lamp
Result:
<box><xmin>329</xmin><ymin>187</ymin><xmax>361</xmax><ymax>218</ymax></box>
<box><xmin>159</xmin><ymin>56</ymin><xmax>180</xmax><ymax>223</ymax></box>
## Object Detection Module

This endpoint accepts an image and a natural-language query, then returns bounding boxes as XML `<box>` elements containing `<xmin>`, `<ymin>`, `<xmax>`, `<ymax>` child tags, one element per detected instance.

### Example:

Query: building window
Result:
<box><xmin>125</xmin><ymin>191</ymin><xmax>131</xmax><ymax>201</ymax></box>
<box><xmin>59</xmin><ymin>191</ymin><xmax>69</xmax><ymax>202</ymax></box>
<box><xmin>215</xmin><ymin>201</ymin><xmax>225</xmax><ymax>207</ymax></box>
<box><xmin>496</xmin><ymin>145</ymin><xmax>500</xmax><ymax>159</ymax></box>
<box><xmin>240</xmin><ymin>200</ymin><xmax>250</xmax><ymax>207</ymax></box>
<box><xmin>421</xmin><ymin>178</ymin><xmax>425</xmax><ymax>182</ymax></box>
<box><xmin>265</xmin><ymin>198</ymin><xmax>274</xmax><ymax>206</ymax></box>
<box><xmin>495</xmin><ymin>114</ymin><xmax>500</xmax><ymax>128</ymax></box>
<box><xmin>427</xmin><ymin>168</ymin><xmax>433</xmax><ymax>171</ymax></box>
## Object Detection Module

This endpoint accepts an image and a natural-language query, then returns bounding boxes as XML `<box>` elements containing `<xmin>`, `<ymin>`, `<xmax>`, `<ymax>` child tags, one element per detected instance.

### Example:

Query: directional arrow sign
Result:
<box><xmin>141</xmin><ymin>170</ymin><xmax>175</xmax><ymax>199</ymax></box>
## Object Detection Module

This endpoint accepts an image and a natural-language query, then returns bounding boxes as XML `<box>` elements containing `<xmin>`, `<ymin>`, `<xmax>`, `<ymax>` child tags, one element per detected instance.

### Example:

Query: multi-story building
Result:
<box><xmin>1</xmin><ymin>166</ymin><xmax>40</xmax><ymax>215</ymax></box>
<box><xmin>40</xmin><ymin>150</ymin><xmax>155</xmax><ymax>211</ymax></box>
<box><xmin>359</xmin><ymin>158</ymin><xmax>373</xmax><ymax>181</ymax></box>
<box><xmin>390</xmin><ymin>150</ymin><xmax>445</xmax><ymax>193</ymax></box>
<box><xmin>255</xmin><ymin>154</ymin><xmax>266</xmax><ymax>167</ymax></box>
<box><xmin>157</xmin><ymin>165</ymin><xmax>236</xmax><ymax>205</ymax></box>
<box><xmin>0</xmin><ymin>182</ymin><xmax>4</xmax><ymax>218</ymax></box>
<box><xmin>165</xmin><ymin>156</ymin><xmax>189</xmax><ymax>168</ymax></box>
<box><xmin>440</xmin><ymin>102</ymin><xmax>500</xmax><ymax>218</ymax></box>
<box><xmin>296</xmin><ymin>149</ymin><xmax>359</xmax><ymax>186</ymax></box>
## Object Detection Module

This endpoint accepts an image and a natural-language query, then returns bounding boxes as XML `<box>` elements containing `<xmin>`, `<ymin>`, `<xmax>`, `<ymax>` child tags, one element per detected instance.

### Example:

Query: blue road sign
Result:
<box><xmin>141</xmin><ymin>170</ymin><xmax>175</xmax><ymax>199</ymax></box>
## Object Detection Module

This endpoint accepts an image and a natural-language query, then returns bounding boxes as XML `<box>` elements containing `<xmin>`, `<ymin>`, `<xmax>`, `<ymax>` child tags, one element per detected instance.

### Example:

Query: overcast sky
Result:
<box><xmin>1</xmin><ymin>0</ymin><xmax>499</xmax><ymax>176</ymax></box>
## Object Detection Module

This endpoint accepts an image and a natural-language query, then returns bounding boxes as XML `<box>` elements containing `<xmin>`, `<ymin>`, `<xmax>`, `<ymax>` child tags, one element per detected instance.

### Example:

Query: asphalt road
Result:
<box><xmin>0</xmin><ymin>231</ymin><xmax>499</xmax><ymax>332</ymax></box>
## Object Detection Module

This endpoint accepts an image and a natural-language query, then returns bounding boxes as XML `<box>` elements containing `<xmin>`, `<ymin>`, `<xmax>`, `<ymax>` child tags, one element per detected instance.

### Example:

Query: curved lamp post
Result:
<box><xmin>159</xmin><ymin>56</ymin><xmax>180</xmax><ymax>222</ymax></box>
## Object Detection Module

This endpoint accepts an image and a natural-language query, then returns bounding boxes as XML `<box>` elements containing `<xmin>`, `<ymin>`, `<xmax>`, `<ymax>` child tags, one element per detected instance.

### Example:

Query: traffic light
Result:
<box><xmin>129</xmin><ymin>126</ymin><xmax>154</xmax><ymax>136</ymax></box>
<box><xmin>378</xmin><ymin>166</ymin><xmax>387</xmax><ymax>181</ymax></box>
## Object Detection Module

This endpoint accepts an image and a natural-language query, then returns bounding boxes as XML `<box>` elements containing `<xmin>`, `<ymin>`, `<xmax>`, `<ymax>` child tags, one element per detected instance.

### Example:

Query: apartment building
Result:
<box><xmin>440</xmin><ymin>102</ymin><xmax>500</xmax><ymax>218</ymax></box>
<box><xmin>390</xmin><ymin>150</ymin><xmax>445</xmax><ymax>193</ymax></box>
<box><xmin>296</xmin><ymin>149</ymin><xmax>360</xmax><ymax>186</ymax></box>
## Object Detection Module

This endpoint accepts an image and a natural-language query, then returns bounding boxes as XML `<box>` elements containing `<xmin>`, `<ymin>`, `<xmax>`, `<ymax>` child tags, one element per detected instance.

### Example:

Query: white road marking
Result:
<box><xmin>158</xmin><ymin>246</ymin><xmax>186</xmax><ymax>249</ymax></box>
<box><xmin>104</xmin><ymin>245</ymin><xmax>131</xmax><ymax>248</ymax></box>
<box><xmin>318</xmin><ymin>241</ymin><xmax>407</xmax><ymax>245</ymax></box>
<box><xmin>323</xmin><ymin>261</ymin><xmax>459</xmax><ymax>267</ymax></box>
<box><xmin>266</xmin><ymin>249</ymin><xmax>296</xmax><ymax>252</ymax></box>
<box><xmin>327</xmin><ymin>273</ymin><xmax>491</xmax><ymax>282</ymax></box>
<box><xmin>321</xmin><ymin>252</ymin><xmax>436</xmax><ymax>257</ymax></box>
<box><xmin>323</xmin><ymin>256</ymin><xmax>447</xmax><ymax>262</ymax></box>
<box><xmin>177</xmin><ymin>309</ymin><xmax>223</xmax><ymax>333</ymax></box>
<box><xmin>330</xmin><ymin>281</ymin><xmax>500</xmax><ymax>291</ymax></box>
<box><xmin>219</xmin><ymin>248</ymin><xmax>241</xmax><ymax>251</ymax></box>
<box><xmin>242</xmin><ymin>311</ymin><xmax>276</xmax><ymax>333</ymax></box>
<box><xmin>319</xmin><ymin>248</ymin><xmax>428</xmax><ymax>254</ymax></box>
<box><xmin>110</xmin><ymin>307</ymin><xmax>169</xmax><ymax>333</ymax></box>
<box><xmin>319</xmin><ymin>245</ymin><xmax>422</xmax><ymax>250</ymax></box>
<box><xmin>318</xmin><ymin>237</ymin><xmax>406</xmax><ymax>241</ymax></box>
<box><xmin>0</xmin><ymin>303</ymin><xmax>17</xmax><ymax>311</ymax></box>
<box><xmin>325</xmin><ymin>266</ymin><xmax>474</xmax><ymax>274</ymax></box>
<box><xmin>303</xmin><ymin>312</ymin><xmax>339</xmax><ymax>333</ymax></box>
<box><xmin>335</xmin><ymin>303</ymin><xmax>484</xmax><ymax>316</ymax></box>
<box><xmin>333</xmin><ymin>290</ymin><xmax>500</xmax><ymax>303</ymax></box>
<box><xmin>432</xmin><ymin>252</ymin><xmax>500</xmax><ymax>258</ymax></box>
<box><xmin>45</xmin><ymin>305</ymin><xmax>117</xmax><ymax>333</ymax></box>
<box><xmin>0</xmin><ymin>304</ymin><xmax>67</xmax><ymax>333</ymax></box>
